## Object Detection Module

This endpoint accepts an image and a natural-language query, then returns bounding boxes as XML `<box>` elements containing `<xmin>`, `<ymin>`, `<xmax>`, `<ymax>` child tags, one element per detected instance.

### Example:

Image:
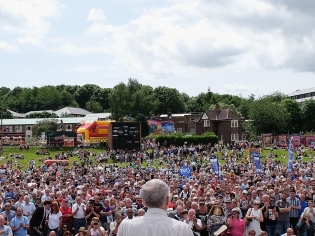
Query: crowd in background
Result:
<box><xmin>0</xmin><ymin>140</ymin><xmax>315</xmax><ymax>236</ymax></box>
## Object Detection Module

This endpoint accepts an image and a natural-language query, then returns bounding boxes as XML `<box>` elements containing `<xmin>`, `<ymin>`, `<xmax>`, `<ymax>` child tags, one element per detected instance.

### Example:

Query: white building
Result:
<box><xmin>288</xmin><ymin>87</ymin><xmax>315</xmax><ymax>103</ymax></box>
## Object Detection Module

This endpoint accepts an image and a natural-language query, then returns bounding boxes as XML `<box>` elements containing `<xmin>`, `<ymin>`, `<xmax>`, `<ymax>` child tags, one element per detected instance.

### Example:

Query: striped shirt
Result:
<box><xmin>287</xmin><ymin>197</ymin><xmax>301</xmax><ymax>217</ymax></box>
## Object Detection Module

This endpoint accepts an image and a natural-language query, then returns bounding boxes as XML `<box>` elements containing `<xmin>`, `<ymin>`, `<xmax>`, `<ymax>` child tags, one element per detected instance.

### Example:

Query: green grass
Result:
<box><xmin>1</xmin><ymin>146</ymin><xmax>315</xmax><ymax>170</ymax></box>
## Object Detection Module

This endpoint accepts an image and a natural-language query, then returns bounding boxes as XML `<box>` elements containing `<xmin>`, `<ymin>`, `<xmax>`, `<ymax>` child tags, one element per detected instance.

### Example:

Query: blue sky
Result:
<box><xmin>1</xmin><ymin>0</ymin><xmax>315</xmax><ymax>97</ymax></box>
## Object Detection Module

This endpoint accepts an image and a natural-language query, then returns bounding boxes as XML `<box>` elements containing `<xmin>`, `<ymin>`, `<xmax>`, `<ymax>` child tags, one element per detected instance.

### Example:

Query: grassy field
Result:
<box><xmin>1</xmin><ymin>146</ymin><xmax>315</xmax><ymax>170</ymax></box>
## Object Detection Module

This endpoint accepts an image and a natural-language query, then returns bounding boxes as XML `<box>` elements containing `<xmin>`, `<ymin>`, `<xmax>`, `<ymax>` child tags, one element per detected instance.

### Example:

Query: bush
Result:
<box><xmin>147</xmin><ymin>133</ymin><xmax>218</xmax><ymax>146</ymax></box>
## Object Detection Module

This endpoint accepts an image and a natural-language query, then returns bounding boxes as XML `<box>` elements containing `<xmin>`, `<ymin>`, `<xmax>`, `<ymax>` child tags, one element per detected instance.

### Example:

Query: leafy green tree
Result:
<box><xmin>135</xmin><ymin>113</ymin><xmax>150</xmax><ymax>137</ymax></box>
<box><xmin>85</xmin><ymin>101</ymin><xmax>103</xmax><ymax>113</ymax></box>
<box><xmin>25</xmin><ymin>112</ymin><xmax>59</xmax><ymax>118</ymax></box>
<box><xmin>280</xmin><ymin>98</ymin><xmax>302</xmax><ymax>133</ymax></box>
<box><xmin>238</xmin><ymin>94</ymin><xmax>255</xmax><ymax>119</ymax></box>
<box><xmin>301</xmin><ymin>99</ymin><xmax>315</xmax><ymax>132</ymax></box>
<box><xmin>89</xmin><ymin>88</ymin><xmax>111</xmax><ymax>111</ymax></box>
<box><xmin>32</xmin><ymin>119</ymin><xmax>58</xmax><ymax>137</ymax></box>
<box><xmin>153</xmin><ymin>86</ymin><xmax>185</xmax><ymax>115</ymax></box>
<box><xmin>249</xmin><ymin>98</ymin><xmax>288</xmax><ymax>134</ymax></box>
<box><xmin>109</xmin><ymin>82</ymin><xmax>131</xmax><ymax>120</ymax></box>
<box><xmin>75</xmin><ymin>84</ymin><xmax>100</xmax><ymax>108</ymax></box>
<box><xmin>0</xmin><ymin>108</ymin><xmax>13</xmax><ymax>119</ymax></box>
<box><xmin>131</xmin><ymin>85</ymin><xmax>159</xmax><ymax>117</ymax></box>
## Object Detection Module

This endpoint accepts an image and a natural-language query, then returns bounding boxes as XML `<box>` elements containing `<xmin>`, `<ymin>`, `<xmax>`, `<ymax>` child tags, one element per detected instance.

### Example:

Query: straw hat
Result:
<box><xmin>78</xmin><ymin>227</ymin><xmax>86</xmax><ymax>233</ymax></box>
<box><xmin>214</xmin><ymin>225</ymin><xmax>227</xmax><ymax>236</ymax></box>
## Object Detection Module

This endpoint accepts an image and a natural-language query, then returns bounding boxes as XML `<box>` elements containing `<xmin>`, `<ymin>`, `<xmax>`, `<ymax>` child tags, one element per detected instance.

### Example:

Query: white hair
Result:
<box><xmin>140</xmin><ymin>179</ymin><xmax>169</xmax><ymax>208</ymax></box>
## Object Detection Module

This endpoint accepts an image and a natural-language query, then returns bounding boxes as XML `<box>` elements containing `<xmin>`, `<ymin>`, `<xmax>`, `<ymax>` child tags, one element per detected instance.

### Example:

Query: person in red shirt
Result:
<box><xmin>60</xmin><ymin>199</ymin><xmax>73</xmax><ymax>231</ymax></box>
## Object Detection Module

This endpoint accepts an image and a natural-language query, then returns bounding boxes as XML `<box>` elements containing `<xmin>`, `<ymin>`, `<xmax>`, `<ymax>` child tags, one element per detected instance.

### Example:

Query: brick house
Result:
<box><xmin>194</xmin><ymin>104</ymin><xmax>244</xmax><ymax>144</ymax></box>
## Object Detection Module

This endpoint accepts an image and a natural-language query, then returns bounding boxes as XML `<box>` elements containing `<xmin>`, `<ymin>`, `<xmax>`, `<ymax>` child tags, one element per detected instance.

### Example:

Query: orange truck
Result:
<box><xmin>76</xmin><ymin>121</ymin><xmax>111</xmax><ymax>146</ymax></box>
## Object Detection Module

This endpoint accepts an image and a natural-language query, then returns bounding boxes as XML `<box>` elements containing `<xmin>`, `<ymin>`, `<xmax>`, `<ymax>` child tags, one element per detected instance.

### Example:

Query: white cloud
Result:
<box><xmin>0</xmin><ymin>0</ymin><xmax>61</xmax><ymax>46</ymax></box>
<box><xmin>86</xmin><ymin>22</ymin><xmax>114</xmax><ymax>35</ymax></box>
<box><xmin>224</xmin><ymin>83</ymin><xmax>250</xmax><ymax>92</ymax></box>
<box><xmin>58</xmin><ymin>0</ymin><xmax>315</xmax><ymax>81</ymax></box>
<box><xmin>68</xmin><ymin>66</ymin><xmax>102</xmax><ymax>73</ymax></box>
<box><xmin>0</xmin><ymin>41</ymin><xmax>19</xmax><ymax>52</ymax></box>
<box><xmin>86</xmin><ymin>8</ymin><xmax>106</xmax><ymax>22</ymax></box>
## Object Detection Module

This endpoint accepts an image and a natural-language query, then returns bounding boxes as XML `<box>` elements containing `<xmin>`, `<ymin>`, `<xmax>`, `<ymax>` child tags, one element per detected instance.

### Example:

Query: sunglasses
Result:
<box><xmin>254</xmin><ymin>204</ymin><xmax>260</xmax><ymax>205</ymax></box>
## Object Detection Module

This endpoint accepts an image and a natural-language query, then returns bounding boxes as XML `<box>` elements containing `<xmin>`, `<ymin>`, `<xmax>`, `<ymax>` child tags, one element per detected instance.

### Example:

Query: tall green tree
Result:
<box><xmin>26</xmin><ymin>112</ymin><xmax>59</xmax><ymax>118</ymax></box>
<box><xmin>131</xmin><ymin>85</ymin><xmax>159</xmax><ymax>117</ymax></box>
<box><xmin>153</xmin><ymin>86</ymin><xmax>185</xmax><ymax>115</ymax></box>
<box><xmin>109</xmin><ymin>82</ymin><xmax>131</xmax><ymax>120</ymax></box>
<box><xmin>74</xmin><ymin>84</ymin><xmax>100</xmax><ymax>108</ymax></box>
<box><xmin>135</xmin><ymin>113</ymin><xmax>150</xmax><ymax>137</ymax></box>
<box><xmin>280</xmin><ymin>98</ymin><xmax>302</xmax><ymax>133</ymax></box>
<box><xmin>301</xmin><ymin>99</ymin><xmax>315</xmax><ymax>132</ymax></box>
<box><xmin>249</xmin><ymin>98</ymin><xmax>288</xmax><ymax>134</ymax></box>
<box><xmin>32</xmin><ymin>119</ymin><xmax>58</xmax><ymax>137</ymax></box>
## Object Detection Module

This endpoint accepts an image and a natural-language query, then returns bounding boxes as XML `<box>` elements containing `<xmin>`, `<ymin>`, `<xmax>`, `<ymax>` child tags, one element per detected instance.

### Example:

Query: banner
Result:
<box><xmin>305</xmin><ymin>136</ymin><xmax>315</xmax><ymax>147</ymax></box>
<box><xmin>63</xmin><ymin>138</ymin><xmax>74</xmax><ymax>147</ymax></box>
<box><xmin>248</xmin><ymin>149</ymin><xmax>261</xmax><ymax>175</ymax></box>
<box><xmin>179</xmin><ymin>165</ymin><xmax>191</xmax><ymax>177</ymax></box>
<box><xmin>287</xmin><ymin>137</ymin><xmax>293</xmax><ymax>173</ymax></box>
<box><xmin>291</xmin><ymin>135</ymin><xmax>301</xmax><ymax>147</ymax></box>
<box><xmin>210</xmin><ymin>158</ymin><xmax>220</xmax><ymax>176</ymax></box>
<box><xmin>262</xmin><ymin>134</ymin><xmax>273</xmax><ymax>147</ymax></box>
<box><xmin>278</xmin><ymin>135</ymin><xmax>287</xmax><ymax>147</ymax></box>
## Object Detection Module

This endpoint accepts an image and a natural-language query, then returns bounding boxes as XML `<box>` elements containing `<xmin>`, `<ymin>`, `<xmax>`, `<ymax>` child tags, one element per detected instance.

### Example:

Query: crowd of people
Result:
<box><xmin>0</xmin><ymin>140</ymin><xmax>314</xmax><ymax>236</ymax></box>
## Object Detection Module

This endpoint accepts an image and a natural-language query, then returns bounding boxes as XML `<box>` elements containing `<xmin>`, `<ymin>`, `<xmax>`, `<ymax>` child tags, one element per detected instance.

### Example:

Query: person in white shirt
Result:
<box><xmin>110</xmin><ymin>213</ymin><xmax>122</xmax><ymax>236</ymax></box>
<box><xmin>21</xmin><ymin>196</ymin><xmax>35</xmax><ymax>220</ymax></box>
<box><xmin>72</xmin><ymin>196</ymin><xmax>87</xmax><ymax>235</ymax></box>
<box><xmin>87</xmin><ymin>217</ymin><xmax>106</xmax><ymax>236</ymax></box>
<box><xmin>123</xmin><ymin>209</ymin><xmax>135</xmax><ymax>221</ymax></box>
<box><xmin>117</xmin><ymin>179</ymin><xmax>193</xmax><ymax>236</ymax></box>
<box><xmin>184</xmin><ymin>209</ymin><xmax>203</xmax><ymax>236</ymax></box>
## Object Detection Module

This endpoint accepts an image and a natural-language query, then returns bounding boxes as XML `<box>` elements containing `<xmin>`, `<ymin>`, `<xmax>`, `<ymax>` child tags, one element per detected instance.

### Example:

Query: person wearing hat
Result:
<box><xmin>76</xmin><ymin>226</ymin><xmax>87</xmax><ymax>236</ymax></box>
<box><xmin>87</xmin><ymin>217</ymin><xmax>106</xmax><ymax>236</ymax></box>
<box><xmin>207</xmin><ymin>206</ymin><xmax>226</xmax><ymax>236</ymax></box>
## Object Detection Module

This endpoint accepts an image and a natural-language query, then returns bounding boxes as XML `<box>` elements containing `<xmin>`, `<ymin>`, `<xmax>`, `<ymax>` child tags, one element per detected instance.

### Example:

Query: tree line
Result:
<box><xmin>1</xmin><ymin>78</ymin><xmax>315</xmax><ymax>138</ymax></box>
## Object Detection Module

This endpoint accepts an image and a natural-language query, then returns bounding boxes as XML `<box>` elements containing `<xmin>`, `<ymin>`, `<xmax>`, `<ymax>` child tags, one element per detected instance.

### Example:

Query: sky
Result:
<box><xmin>0</xmin><ymin>0</ymin><xmax>315</xmax><ymax>97</ymax></box>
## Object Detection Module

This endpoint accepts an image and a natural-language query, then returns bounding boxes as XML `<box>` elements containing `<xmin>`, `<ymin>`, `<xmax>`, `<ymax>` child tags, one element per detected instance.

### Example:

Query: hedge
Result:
<box><xmin>147</xmin><ymin>133</ymin><xmax>218</xmax><ymax>146</ymax></box>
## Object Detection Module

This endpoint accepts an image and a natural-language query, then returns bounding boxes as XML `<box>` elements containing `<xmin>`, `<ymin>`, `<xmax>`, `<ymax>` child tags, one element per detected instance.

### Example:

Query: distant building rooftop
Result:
<box><xmin>8</xmin><ymin>110</ymin><xmax>26</xmax><ymax>118</ymax></box>
<box><xmin>1</xmin><ymin>117</ymin><xmax>99</xmax><ymax>126</ymax></box>
<box><xmin>289</xmin><ymin>87</ymin><xmax>315</xmax><ymax>103</ymax></box>
<box><xmin>288</xmin><ymin>87</ymin><xmax>315</xmax><ymax>97</ymax></box>
<box><xmin>85</xmin><ymin>113</ymin><xmax>111</xmax><ymax>119</ymax></box>
<box><xmin>25</xmin><ymin>110</ymin><xmax>54</xmax><ymax>116</ymax></box>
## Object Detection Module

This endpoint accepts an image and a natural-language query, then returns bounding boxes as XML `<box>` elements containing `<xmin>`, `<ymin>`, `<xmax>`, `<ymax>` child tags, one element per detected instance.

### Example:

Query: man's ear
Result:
<box><xmin>165</xmin><ymin>195</ymin><xmax>170</xmax><ymax>207</ymax></box>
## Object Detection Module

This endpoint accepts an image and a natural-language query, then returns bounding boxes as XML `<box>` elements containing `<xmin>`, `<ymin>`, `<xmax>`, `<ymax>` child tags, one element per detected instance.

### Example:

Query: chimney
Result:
<box><xmin>215</xmin><ymin>104</ymin><xmax>220</xmax><ymax>111</ymax></box>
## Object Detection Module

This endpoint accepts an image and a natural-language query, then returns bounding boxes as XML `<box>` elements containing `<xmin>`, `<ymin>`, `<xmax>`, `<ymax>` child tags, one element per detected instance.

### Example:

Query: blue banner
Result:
<box><xmin>249</xmin><ymin>149</ymin><xmax>261</xmax><ymax>175</ymax></box>
<box><xmin>287</xmin><ymin>137</ymin><xmax>293</xmax><ymax>173</ymax></box>
<box><xmin>210</xmin><ymin>158</ymin><xmax>220</xmax><ymax>176</ymax></box>
<box><xmin>179</xmin><ymin>165</ymin><xmax>191</xmax><ymax>177</ymax></box>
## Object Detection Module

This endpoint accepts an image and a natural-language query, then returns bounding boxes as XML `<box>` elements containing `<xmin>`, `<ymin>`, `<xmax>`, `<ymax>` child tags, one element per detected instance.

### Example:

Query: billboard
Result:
<box><xmin>148</xmin><ymin>120</ymin><xmax>174</xmax><ymax>134</ymax></box>
<box><xmin>262</xmin><ymin>134</ymin><xmax>273</xmax><ymax>147</ymax></box>
<box><xmin>108</xmin><ymin>122</ymin><xmax>141</xmax><ymax>150</ymax></box>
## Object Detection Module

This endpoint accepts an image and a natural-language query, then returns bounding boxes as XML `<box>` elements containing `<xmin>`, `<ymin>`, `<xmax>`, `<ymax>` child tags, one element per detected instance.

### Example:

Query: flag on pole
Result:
<box><xmin>210</xmin><ymin>157</ymin><xmax>220</xmax><ymax>176</ymax></box>
<box><xmin>287</xmin><ymin>137</ymin><xmax>293</xmax><ymax>173</ymax></box>
<box><xmin>249</xmin><ymin>149</ymin><xmax>262</xmax><ymax>175</ymax></box>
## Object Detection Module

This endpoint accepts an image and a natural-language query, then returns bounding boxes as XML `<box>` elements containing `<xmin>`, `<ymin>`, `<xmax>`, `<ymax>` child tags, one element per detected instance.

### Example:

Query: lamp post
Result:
<box><xmin>0</xmin><ymin>91</ymin><xmax>12</xmax><ymax>145</ymax></box>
